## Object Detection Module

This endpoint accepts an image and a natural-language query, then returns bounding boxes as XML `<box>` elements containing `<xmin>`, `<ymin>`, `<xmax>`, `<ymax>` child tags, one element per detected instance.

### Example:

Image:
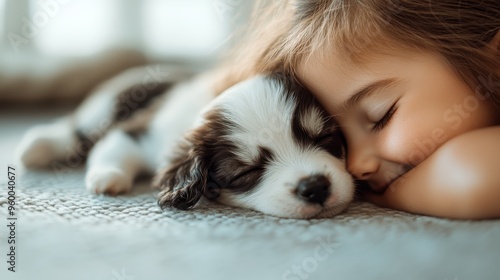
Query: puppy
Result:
<box><xmin>16</xmin><ymin>66</ymin><xmax>355</xmax><ymax>219</ymax></box>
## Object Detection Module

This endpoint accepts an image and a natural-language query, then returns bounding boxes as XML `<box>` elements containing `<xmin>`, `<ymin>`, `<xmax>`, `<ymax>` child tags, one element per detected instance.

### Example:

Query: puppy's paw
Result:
<box><xmin>16</xmin><ymin>127</ymin><xmax>65</xmax><ymax>168</ymax></box>
<box><xmin>85</xmin><ymin>167</ymin><xmax>133</xmax><ymax>195</ymax></box>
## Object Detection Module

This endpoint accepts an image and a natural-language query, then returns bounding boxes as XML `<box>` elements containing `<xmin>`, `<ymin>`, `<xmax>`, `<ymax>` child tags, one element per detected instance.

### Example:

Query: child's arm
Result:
<box><xmin>362</xmin><ymin>126</ymin><xmax>500</xmax><ymax>220</ymax></box>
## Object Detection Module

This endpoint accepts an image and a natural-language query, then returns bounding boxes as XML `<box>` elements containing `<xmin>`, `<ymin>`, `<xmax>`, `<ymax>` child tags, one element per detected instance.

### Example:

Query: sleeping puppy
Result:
<box><xmin>16</xmin><ymin>66</ymin><xmax>355</xmax><ymax>219</ymax></box>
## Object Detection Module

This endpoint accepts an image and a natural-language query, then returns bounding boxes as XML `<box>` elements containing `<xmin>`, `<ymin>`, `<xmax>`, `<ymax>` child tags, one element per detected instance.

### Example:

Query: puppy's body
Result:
<box><xmin>17</xmin><ymin>66</ymin><xmax>355</xmax><ymax>219</ymax></box>
<box><xmin>18</xmin><ymin>66</ymin><xmax>210</xmax><ymax>190</ymax></box>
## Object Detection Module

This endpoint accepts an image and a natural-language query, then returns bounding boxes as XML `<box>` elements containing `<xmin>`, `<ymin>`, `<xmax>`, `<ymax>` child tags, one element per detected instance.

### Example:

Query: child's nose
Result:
<box><xmin>346</xmin><ymin>142</ymin><xmax>380</xmax><ymax>180</ymax></box>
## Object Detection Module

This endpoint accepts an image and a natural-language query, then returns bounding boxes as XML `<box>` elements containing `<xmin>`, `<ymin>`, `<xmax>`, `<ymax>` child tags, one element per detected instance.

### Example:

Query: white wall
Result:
<box><xmin>0</xmin><ymin>0</ymin><xmax>253</xmax><ymax>64</ymax></box>
<box><xmin>0</xmin><ymin>0</ymin><xmax>5</xmax><ymax>42</ymax></box>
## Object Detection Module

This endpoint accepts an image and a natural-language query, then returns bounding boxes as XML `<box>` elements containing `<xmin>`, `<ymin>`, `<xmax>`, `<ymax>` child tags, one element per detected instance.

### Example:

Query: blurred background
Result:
<box><xmin>0</xmin><ymin>0</ymin><xmax>254</xmax><ymax>105</ymax></box>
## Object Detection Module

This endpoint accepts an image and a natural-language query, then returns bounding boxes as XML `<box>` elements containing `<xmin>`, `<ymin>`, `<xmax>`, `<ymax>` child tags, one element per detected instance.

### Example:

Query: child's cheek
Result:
<box><xmin>377</xmin><ymin>89</ymin><xmax>475</xmax><ymax>166</ymax></box>
<box><xmin>379</xmin><ymin>99</ymin><xmax>497</xmax><ymax>167</ymax></box>
<box><xmin>378</xmin><ymin>115</ymin><xmax>448</xmax><ymax>166</ymax></box>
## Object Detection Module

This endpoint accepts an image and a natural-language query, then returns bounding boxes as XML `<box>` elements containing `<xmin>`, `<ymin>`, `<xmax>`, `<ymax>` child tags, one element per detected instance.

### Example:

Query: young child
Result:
<box><xmin>214</xmin><ymin>0</ymin><xmax>500</xmax><ymax>219</ymax></box>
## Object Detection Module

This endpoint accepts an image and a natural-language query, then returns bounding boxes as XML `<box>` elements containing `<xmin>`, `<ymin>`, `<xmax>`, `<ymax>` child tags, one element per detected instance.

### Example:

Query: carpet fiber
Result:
<box><xmin>1</xmin><ymin>108</ymin><xmax>499</xmax><ymax>280</ymax></box>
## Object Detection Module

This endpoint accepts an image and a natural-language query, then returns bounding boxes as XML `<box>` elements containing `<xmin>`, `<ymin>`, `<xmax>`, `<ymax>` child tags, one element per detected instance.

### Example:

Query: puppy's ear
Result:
<box><xmin>154</xmin><ymin>143</ymin><xmax>208</xmax><ymax>210</ymax></box>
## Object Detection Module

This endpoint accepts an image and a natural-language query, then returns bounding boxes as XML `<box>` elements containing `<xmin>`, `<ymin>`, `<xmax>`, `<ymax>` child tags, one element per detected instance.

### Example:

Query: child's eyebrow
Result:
<box><xmin>339</xmin><ymin>78</ymin><xmax>400</xmax><ymax>111</ymax></box>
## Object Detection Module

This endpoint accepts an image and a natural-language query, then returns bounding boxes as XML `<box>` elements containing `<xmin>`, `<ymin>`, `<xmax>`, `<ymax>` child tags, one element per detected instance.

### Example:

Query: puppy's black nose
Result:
<box><xmin>296</xmin><ymin>175</ymin><xmax>330</xmax><ymax>205</ymax></box>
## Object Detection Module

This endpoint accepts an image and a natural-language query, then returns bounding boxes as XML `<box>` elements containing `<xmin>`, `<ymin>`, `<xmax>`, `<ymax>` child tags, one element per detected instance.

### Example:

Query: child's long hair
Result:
<box><xmin>214</xmin><ymin>0</ymin><xmax>500</xmax><ymax>109</ymax></box>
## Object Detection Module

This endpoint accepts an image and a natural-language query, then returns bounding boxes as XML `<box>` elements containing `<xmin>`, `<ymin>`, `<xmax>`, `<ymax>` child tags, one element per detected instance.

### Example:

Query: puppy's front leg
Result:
<box><xmin>85</xmin><ymin>129</ymin><xmax>147</xmax><ymax>195</ymax></box>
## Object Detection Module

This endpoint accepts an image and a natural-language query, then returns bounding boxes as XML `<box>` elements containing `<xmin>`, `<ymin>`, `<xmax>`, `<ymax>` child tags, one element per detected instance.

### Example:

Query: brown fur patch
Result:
<box><xmin>113</xmin><ymin>82</ymin><xmax>172</xmax><ymax>123</ymax></box>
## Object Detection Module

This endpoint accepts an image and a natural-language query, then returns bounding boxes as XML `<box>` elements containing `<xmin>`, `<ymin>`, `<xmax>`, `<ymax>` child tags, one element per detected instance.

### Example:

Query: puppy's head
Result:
<box><xmin>155</xmin><ymin>74</ymin><xmax>355</xmax><ymax>219</ymax></box>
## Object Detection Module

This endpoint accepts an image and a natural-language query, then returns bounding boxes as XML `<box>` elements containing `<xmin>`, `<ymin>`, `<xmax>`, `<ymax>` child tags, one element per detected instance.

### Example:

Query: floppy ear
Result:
<box><xmin>154</xmin><ymin>143</ymin><xmax>208</xmax><ymax>210</ymax></box>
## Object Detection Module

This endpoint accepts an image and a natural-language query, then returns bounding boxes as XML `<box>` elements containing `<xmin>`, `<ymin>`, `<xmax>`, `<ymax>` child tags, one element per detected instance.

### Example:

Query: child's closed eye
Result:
<box><xmin>371</xmin><ymin>102</ymin><xmax>398</xmax><ymax>133</ymax></box>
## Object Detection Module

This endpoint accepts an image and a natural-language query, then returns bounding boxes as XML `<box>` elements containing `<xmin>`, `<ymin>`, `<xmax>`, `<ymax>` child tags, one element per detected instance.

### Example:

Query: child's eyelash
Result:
<box><xmin>372</xmin><ymin>103</ymin><xmax>398</xmax><ymax>133</ymax></box>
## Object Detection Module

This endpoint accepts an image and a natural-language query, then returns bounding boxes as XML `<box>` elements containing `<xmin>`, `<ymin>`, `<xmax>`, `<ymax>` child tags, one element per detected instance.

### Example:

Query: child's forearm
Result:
<box><xmin>363</xmin><ymin>126</ymin><xmax>500</xmax><ymax>220</ymax></box>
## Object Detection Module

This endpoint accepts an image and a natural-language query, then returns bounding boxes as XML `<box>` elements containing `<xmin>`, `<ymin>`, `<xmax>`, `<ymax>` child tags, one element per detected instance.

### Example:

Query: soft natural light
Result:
<box><xmin>0</xmin><ymin>0</ymin><xmax>5</xmax><ymax>44</ymax></box>
<box><xmin>30</xmin><ymin>0</ymin><xmax>120</xmax><ymax>57</ymax></box>
<box><xmin>143</xmin><ymin>0</ymin><xmax>228</xmax><ymax>59</ymax></box>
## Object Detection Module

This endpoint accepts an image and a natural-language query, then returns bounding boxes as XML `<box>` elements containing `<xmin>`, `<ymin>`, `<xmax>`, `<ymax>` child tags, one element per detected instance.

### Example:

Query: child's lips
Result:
<box><xmin>369</xmin><ymin>182</ymin><xmax>393</xmax><ymax>193</ymax></box>
<box><xmin>369</xmin><ymin>182</ymin><xmax>389</xmax><ymax>193</ymax></box>
<box><xmin>370</xmin><ymin>165</ymin><xmax>414</xmax><ymax>192</ymax></box>
<box><xmin>359</xmin><ymin>165</ymin><xmax>413</xmax><ymax>193</ymax></box>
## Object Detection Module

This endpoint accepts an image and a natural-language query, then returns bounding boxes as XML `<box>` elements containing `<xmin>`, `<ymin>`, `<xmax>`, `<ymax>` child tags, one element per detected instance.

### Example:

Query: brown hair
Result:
<box><xmin>213</xmin><ymin>0</ymin><xmax>500</xmax><ymax>109</ymax></box>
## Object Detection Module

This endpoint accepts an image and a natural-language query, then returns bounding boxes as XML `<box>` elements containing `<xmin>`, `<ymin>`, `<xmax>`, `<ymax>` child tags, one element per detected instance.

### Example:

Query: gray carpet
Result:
<box><xmin>1</xmin><ymin>107</ymin><xmax>500</xmax><ymax>280</ymax></box>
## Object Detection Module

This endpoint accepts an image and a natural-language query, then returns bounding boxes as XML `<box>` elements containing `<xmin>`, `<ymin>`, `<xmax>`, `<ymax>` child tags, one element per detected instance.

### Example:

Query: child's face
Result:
<box><xmin>298</xmin><ymin>49</ymin><xmax>499</xmax><ymax>192</ymax></box>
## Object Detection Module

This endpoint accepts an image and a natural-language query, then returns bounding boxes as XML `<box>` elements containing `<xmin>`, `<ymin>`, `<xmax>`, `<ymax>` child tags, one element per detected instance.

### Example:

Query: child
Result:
<box><xmin>214</xmin><ymin>0</ymin><xmax>500</xmax><ymax>219</ymax></box>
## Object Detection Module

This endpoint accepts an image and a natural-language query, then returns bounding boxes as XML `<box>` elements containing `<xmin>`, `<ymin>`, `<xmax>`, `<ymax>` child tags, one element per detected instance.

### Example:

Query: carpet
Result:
<box><xmin>1</xmin><ymin>107</ymin><xmax>499</xmax><ymax>280</ymax></box>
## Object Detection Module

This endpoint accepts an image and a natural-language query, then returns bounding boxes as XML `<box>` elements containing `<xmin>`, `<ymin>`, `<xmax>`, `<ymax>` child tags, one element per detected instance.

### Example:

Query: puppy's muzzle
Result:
<box><xmin>296</xmin><ymin>175</ymin><xmax>331</xmax><ymax>205</ymax></box>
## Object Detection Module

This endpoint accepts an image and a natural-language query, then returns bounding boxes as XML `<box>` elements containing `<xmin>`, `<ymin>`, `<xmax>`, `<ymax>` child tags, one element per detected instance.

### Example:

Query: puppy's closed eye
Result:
<box><xmin>229</xmin><ymin>166</ymin><xmax>265</xmax><ymax>185</ymax></box>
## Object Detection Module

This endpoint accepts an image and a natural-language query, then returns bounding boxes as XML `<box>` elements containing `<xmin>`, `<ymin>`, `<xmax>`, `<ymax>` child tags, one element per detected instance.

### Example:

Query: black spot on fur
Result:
<box><xmin>113</xmin><ymin>81</ymin><xmax>171</xmax><ymax>123</ymax></box>
<box><xmin>213</xmin><ymin>144</ymin><xmax>273</xmax><ymax>194</ymax></box>
<box><xmin>272</xmin><ymin>73</ymin><xmax>345</xmax><ymax>158</ymax></box>
<box><xmin>74</xmin><ymin>129</ymin><xmax>96</xmax><ymax>158</ymax></box>
<box><xmin>124</xmin><ymin>127</ymin><xmax>145</xmax><ymax>141</ymax></box>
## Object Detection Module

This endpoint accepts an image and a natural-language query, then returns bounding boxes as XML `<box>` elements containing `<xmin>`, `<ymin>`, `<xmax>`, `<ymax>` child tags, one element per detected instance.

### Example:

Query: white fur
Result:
<box><xmin>300</xmin><ymin>107</ymin><xmax>325</xmax><ymax>137</ymax></box>
<box><xmin>144</xmin><ymin>74</ymin><xmax>215</xmax><ymax>171</ymax></box>
<box><xmin>220</xmin><ymin>149</ymin><xmax>354</xmax><ymax>219</ymax></box>
<box><xmin>85</xmin><ymin>129</ymin><xmax>146</xmax><ymax>194</ymax></box>
<box><xmin>15</xmin><ymin>117</ymin><xmax>77</xmax><ymax>168</ymax></box>
<box><xmin>215</xmin><ymin>76</ymin><xmax>297</xmax><ymax>163</ymax></box>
